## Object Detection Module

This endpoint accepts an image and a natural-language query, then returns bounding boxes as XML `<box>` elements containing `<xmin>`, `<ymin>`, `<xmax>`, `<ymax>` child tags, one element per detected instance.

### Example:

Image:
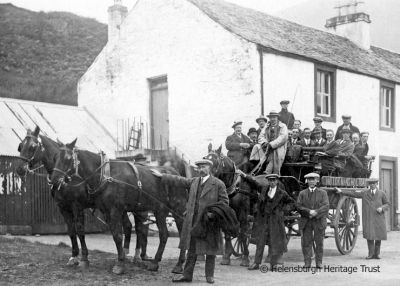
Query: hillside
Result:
<box><xmin>0</xmin><ymin>3</ymin><xmax>107</xmax><ymax>105</ymax></box>
<box><xmin>276</xmin><ymin>0</ymin><xmax>400</xmax><ymax>53</ymax></box>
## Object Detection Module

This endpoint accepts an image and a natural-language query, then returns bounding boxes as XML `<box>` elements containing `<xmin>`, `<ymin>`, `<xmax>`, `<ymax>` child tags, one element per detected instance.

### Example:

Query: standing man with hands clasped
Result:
<box><xmin>336</xmin><ymin>178</ymin><xmax>389</xmax><ymax>259</ymax></box>
<box><xmin>297</xmin><ymin>173</ymin><xmax>329</xmax><ymax>269</ymax></box>
<box><xmin>151</xmin><ymin>159</ymin><xmax>229</xmax><ymax>284</ymax></box>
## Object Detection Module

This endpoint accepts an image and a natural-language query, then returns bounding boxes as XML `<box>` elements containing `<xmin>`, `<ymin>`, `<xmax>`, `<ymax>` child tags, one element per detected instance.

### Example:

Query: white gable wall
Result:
<box><xmin>78</xmin><ymin>0</ymin><xmax>260</xmax><ymax>161</ymax></box>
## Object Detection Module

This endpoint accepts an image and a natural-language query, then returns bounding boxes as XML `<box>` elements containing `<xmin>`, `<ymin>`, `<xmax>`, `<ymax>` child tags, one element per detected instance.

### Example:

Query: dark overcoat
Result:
<box><xmin>278</xmin><ymin>109</ymin><xmax>295</xmax><ymax>129</ymax></box>
<box><xmin>161</xmin><ymin>174</ymin><xmax>229</xmax><ymax>255</ymax></box>
<box><xmin>297</xmin><ymin>188</ymin><xmax>329</xmax><ymax>231</ymax></box>
<box><xmin>225</xmin><ymin>133</ymin><xmax>252</xmax><ymax>165</ymax></box>
<box><xmin>341</xmin><ymin>188</ymin><xmax>389</xmax><ymax>240</ymax></box>
<box><xmin>246</xmin><ymin>176</ymin><xmax>295</xmax><ymax>255</ymax></box>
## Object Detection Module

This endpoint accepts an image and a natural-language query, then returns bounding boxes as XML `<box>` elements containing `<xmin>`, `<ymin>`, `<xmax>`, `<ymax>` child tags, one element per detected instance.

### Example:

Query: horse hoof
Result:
<box><xmin>79</xmin><ymin>260</ymin><xmax>90</xmax><ymax>269</ymax></box>
<box><xmin>147</xmin><ymin>262</ymin><xmax>159</xmax><ymax>272</ymax></box>
<box><xmin>112</xmin><ymin>264</ymin><xmax>125</xmax><ymax>275</ymax></box>
<box><xmin>171</xmin><ymin>265</ymin><xmax>183</xmax><ymax>274</ymax></box>
<box><xmin>220</xmin><ymin>258</ymin><xmax>231</xmax><ymax>265</ymax></box>
<box><xmin>67</xmin><ymin>257</ymin><xmax>79</xmax><ymax>266</ymax></box>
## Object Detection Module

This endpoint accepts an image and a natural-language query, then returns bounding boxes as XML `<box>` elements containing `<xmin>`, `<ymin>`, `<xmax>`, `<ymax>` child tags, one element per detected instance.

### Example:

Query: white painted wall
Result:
<box><xmin>78</xmin><ymin>0</ymin><xmax>260</xmax><ymax>162</ymax></box>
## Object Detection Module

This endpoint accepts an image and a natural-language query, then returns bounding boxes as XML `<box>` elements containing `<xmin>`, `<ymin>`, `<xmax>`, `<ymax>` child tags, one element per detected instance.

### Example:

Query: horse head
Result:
<box><xmin>51</xmin><ymin>138</ymin><xmax>78</xmax><ymax>186</ymax></box>
<box><xmin>16</xmin><ymin>126</ymin><xmax>44</xmax><ymax>176</ymax></box>
<box><xmin>203</xmin><ymin>143</ymin><xmax>235</xmax><ymax>187</ymax></box>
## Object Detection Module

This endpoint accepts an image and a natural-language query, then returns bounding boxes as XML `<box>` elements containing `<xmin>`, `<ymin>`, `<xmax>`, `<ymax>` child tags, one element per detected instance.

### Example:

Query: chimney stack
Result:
<box><xmin>325</xmin><ymin>1</ymin><xmax>371</xmax><ymax>50</ymax></box>
<box><xmin>108</xmin><ymin>0</ymin><xmax>128</xmax><ymax>44</ymax></box>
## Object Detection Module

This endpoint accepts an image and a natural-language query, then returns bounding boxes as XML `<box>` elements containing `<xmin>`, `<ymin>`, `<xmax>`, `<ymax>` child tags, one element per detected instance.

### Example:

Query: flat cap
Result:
<box><xmin>342</xmin><ymin>114</ymin><xmax>352</xmax><ymax>119</ymax></box>
<box><xmin>256</xmin><ymin>115</ymin><xmax>268</xmax><ymax>123</ymax></box>
<box><xmin>280</xmin><ymin>100</ymin><xmax>290</xmax><ymax>104</ymax></box>
<box><xmin>366</xmin><ymin>178</ymin><xmax>379</xmax><ymax>183</ymax></box>
<box><xmin>267</xmin><ymin>110</ymin><xmax>280</xmax><ymax>117</ymax></box>
<box><xmin>304</xmin><ymin>172</ymin><xmax>320</xmax><ymax>179</ymax></box>
<box><xmin>266</xmin><ymin>174</ymin><xmax>279</xmax><ymax>180</ymax></box>
<box><xmin>195</xmin><ymin>159</ymin><xmax>213</xmax><ymax>167</ymax></box>
<box><xmin>232</xmin><ymin>121</ymin><xmax>242</xmax><ymax>129</ymax></box>
<box><xmin>341</xmin><ymin>127</ymin><xmax>352</xmax><ymax>134</ymax></box>
<box><xmin>361</xmin><ymin>131</ymin><xmax>369</xmax><ymax>136</ymax></box>
<box><xmin>313</xmin><ymin>117</ymin><xmax>323</xmax><ymax>123</ymax></box>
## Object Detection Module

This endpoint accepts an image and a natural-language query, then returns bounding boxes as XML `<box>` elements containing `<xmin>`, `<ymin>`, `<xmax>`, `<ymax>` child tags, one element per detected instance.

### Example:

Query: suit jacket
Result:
<box><xmin>311</xmin><ymin>138</ymin><xmax>327</xmax><ymax>147</ymax></box>
<box><xmin>297</xmin><ymin>187</ymin><xmax>329</xmax><ymax>230</ymax></box>
<box><xmin>225</xmin><ymin>133</ymin><xmax>252</xmax><ymax>165</ymax></box>
<box><xmin>298</xmin><ymin>138</ymin><xmax>313</xmax><ymax>147</ymax></box>
<box><xmin>311</xmin><ymin>127</ymin><xmax>327</xmax><ymax>140</ymax></box>
<box><xmin>335</xmin><ymin>124</ymin><xmax>360</xmax><ymax>140</ymax></box>
<box><xmin>161</xmin><ymin>174</ymin><xmax>229</xmax><ymax>255</ymax></box>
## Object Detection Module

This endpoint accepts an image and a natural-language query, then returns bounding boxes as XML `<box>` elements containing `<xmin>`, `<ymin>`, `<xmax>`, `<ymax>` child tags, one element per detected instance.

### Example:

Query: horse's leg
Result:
<box><xmin>133</xmin><ymin>212</ymin><xmax>150</xmax><ymax>261</ymax></box>
<box><xmin>147</xmin><ymin>210</ymin><xmax>169</xmax><ymax>271</ymax></box>
<box><xmin>171</xmin><ymin>215</ymin><xmax>185</xmax><ymax>274</ymax></box>
<box><xmin>122</xmin><ymin>212</ymin><xmax>132</xmax><ymax>257</ymax></box>
<box><xmin>109</xmin><ymin>207</ymin><xmax>126</xmax><ymax>275</ymax></box>
<box><xmin>239</xmin><ymin>202</ymin><xmax>250</xmax><ymax>267</ymax></box>
<box><xmin>221</xmin><ymin>235</ymin><xmax>233</xmax><ymax>265</ymax></box>
<box><xmin>75</xmin><ymin>206</ymin><xmax>89</xmax><ymax>269</ymax></box>
<box><xmin>59</xmin><ymin>205</ymin><xmax>80</xmax><ymax>266</ymax></box>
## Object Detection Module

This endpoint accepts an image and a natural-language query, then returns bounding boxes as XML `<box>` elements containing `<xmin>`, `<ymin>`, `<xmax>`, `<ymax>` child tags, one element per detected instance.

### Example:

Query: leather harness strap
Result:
<box><xmin>127</xmin><ymin>162</ymin><xmax>143</xmax><ymax>207</ymax></box>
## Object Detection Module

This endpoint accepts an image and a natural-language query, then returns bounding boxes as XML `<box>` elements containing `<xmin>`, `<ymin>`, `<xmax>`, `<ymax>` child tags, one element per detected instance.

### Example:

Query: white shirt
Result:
<box><xmin>309</xmin><ymin>187</ymin><xmax>316</xmax><ymax>193</ymax></box>
<box><xmin>201</xmin><ymin>175</ymin><xmax>210</xmax><ymax>185</ymax></box>
<box><xmin>304</xmin><ymin>138</ymin><xmax>310</xmax><ymax>145</ymax></box>
<box><xmin>370</xmin><ymin>188</ymin><xmax>376</xmax><ymax>195</ymax></box>
<box><xmin>268</xmin><ymin>186</ymin><xmax>277</xmax><ymax>198</ymax></box>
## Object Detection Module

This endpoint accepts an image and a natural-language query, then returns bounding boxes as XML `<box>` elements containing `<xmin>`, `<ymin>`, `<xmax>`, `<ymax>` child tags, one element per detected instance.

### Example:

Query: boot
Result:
<box><xmin>366</xmin><ymin>240</ymin><xmax>374</xmax><ymax>259</ymax></box>
<box><xmin>374</xmin><ymin>240</ymin><xmax>381</xmax><ymax>259</ymax></box>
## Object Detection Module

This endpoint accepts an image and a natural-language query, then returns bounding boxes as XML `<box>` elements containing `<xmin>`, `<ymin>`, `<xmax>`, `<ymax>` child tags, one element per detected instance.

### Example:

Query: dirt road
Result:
<box><xmin>1</xmin><ymin>231</ymin><xmax>400</xmax><ymax>285</ymax></box>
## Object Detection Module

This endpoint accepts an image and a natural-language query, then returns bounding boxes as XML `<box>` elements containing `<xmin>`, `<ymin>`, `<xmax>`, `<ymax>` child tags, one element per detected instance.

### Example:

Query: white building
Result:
<box><xmin>78</xmin><ymin>0</ymin><xmax>399</xmax><ymax>229</ymax></box>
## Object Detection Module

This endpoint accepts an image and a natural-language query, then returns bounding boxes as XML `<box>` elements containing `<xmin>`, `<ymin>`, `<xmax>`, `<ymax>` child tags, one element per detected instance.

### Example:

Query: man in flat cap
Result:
<box><xmin>311</xmin><ymin>117</ymin><xmax>327</xmax><ymax>140</ymax></box>
<box><xmin>311</xmin><ymin>128</ymin><xmax>326</xmax><ymax>147</ymax></box>
<box><xmin>297</xmin><ymin>173</ymin><xmax>329</xmax><ymax>268</ymax></box>
<box><xmin>278</xmin><ymin>100</ymin><xmax>295</xmax><ymax>129</ymax></box>
<box><xmin>335</xmin><ymin>114</ymin><xmax>360</xmax><ymax>140</ymax></box>
<box><xmin>336</xmin><ymin>178</ymin><xmax>389</xmax><ymax>259</ymax></box>
<box><xmin>225</xmin><ymin>121</ymin><xmax>252</xmax><ymax>168</ymax></box>
<box><xmin>237</xmin><ymin>171</ymin><xmax>295</xmax><ymax>270</ymax></box>
<box><xmin>151</xmin><ymin>159</ymin><xmax>228</xmax><ymax>284</ymax></box>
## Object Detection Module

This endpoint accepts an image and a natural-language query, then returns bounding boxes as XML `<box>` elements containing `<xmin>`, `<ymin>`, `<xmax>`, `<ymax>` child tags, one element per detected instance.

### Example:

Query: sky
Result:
<box><xmin>0</xmin><ymin>0</ymin><xmax>310</xmax><ymax>23</ymax></box>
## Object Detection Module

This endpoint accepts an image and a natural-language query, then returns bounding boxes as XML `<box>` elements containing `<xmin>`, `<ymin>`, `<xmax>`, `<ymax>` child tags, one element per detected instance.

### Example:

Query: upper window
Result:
<box><xmin>315</xmin><ymin>65</ymin><xmax>336</xmax><ymax>122</ymax></box>
<box><xmin>380</xmin><ymin>81</ymin><xmax>395</xmax><ymax>131</ymax></box>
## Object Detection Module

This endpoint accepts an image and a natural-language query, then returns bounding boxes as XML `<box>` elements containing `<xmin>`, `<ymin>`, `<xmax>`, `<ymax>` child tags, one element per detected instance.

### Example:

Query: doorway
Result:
<box><xmin>379</xmin><ymin>156</ymin><xmax>398</xmax><ymax>230</ymax></box>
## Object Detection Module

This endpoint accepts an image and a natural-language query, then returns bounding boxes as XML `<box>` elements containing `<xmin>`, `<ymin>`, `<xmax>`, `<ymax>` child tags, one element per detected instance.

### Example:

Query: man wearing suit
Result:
<box><xmin>298</xmin><ymin>128</ymin><xmax>312</xmax><ymax>147</ymax></box>
<box><xmin>311</xmin><ymin>128</ymin><xmax>326</xmax><ymax>147</ymax></box>
<box><xmin>225</xmin><ymin>121</ymin><xmax>252</xmax><ymax>167</ymax></box>
<box><xmin>335</xmin><ymin>114</ymin><xmax>360</xmax><ymax>140</ymax></box>
<box><xmin>336</xmin><ymin>178</ymin><xmax>389</xmax><ymax>259</ymax></box>
<box><xmin>278</xmin><ymin>100</ymin><xmax>295</xmax><ymax>129</ymax></box>
<box><xmin>152</xmin><ymin>159</ymin><xmax>229</xmax><ymax>284</ymax></box>
<box><xmin>311</xmin><ymin>117</ymin><xmax>327</xmax><ymax>140</ymax></box>
<box><xmin>297</xmin><ymin>173</ymin><xmax>329</xmax><ymax>268</ymax></box>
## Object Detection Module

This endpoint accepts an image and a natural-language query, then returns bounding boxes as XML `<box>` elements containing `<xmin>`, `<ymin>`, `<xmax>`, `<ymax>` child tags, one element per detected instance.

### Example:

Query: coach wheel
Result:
<box><xmin>285</xmin><ymin>220</ymin><xmax>300</xmax><ymax>246</ymax></box>
<box><xmin>231</xmin><ymin>234</ymin><xmax>250</xmax><ymax>257</ymax></box>
<box><xmin>334</xmin><ymin>196</ymin><xmax>359</xmax><ymax>255</ymax></box>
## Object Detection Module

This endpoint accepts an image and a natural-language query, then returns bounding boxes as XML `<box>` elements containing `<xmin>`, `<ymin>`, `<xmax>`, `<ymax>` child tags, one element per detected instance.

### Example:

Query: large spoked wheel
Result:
<box><xmin>334</xmin><ymin>196</ymin><xmax>359</xmax><ymax>254</ymax></box>
<box><xmin>231</xmin><ymin>232</ymin><xmax>250</xmax><ymax>257</ymax></box>
<box><xmin>285</xmin><ymin>218</ymin><xmax>300</xmax><ymax>247</ymax></box>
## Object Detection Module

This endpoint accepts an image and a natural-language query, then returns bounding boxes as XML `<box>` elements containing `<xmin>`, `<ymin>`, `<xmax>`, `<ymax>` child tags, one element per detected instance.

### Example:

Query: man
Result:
<box><xmin>151</xmin><ymin>159</ymin><xmax>229</xmax><ymax>284</ymax></box>
<box><xmin>336</xmin><ymin>178</ymin><xmax>389</xmax><ymax>259</ymax></box>
<box><xmin>278</xmin><ymin>100</ymin><xmax>295</xmax><ymax>129</ymax></box>
<box><xmin>297</xmin><ymin>173</ymin><xmax>329</xmax><ymax>268</ymax></box>
<box><xmin>247</xmin><ymin>127</ymin><xmax>258</xmax><ymax>144</ymax></box>
<box><xmin>311</xmin><ymin>117</ymin><xmax>327</xmax><ymax>140</ymax></box>
<box><xmin>318</xmin><ymin>127</ymin><xmax>354</xmax><ymax>175</ymax></box>
<box><xmin>262</xmin><ymin>111</ymin><xmax>288</xmax><ymax>175</ymax></box>
<box><xmin>311</xmin><ymin>128</ymin><xmax>326</xmax><ymax>147</ymax></box>
<box><xmin>237</xmin><ymin>172</ymin><xmax>295</xmax><ymax>271</ymax></box>
<box><xmin>287</xmin><ymin>129</ymin><xmax>293</xmax><ymax>147</ymax></box>
<box><xmin>256</xmin><ymin>115</ymin><xmax>268</xmax><ymax>137</ymax></box>
<box><xmin>291</xmin><ymin>128</ymin><xmax>301</xmax><ymax>145</ymax></box>
<box><xmin>298</xmin><ymin>128</ymin><xmax>312</xmax><ymax>147</ymax></box>
<box><xmin>225</xmin><ymin>121</ymin><xmax>252</xmax><ymax>166</ymax></box>
<box><xmin>324</xmin><ymin>129</ymin><xmax>335</xmax><ymax>148</ymax></box>
<box><xmin>293</xmin><ymin>120</ymin><xmax>303</xmax><ymax>139</ymax></box>
<box><xmin>335</xmin><ymin>114</ymin><xmax>360</xmax><ymax>140</ymax></box>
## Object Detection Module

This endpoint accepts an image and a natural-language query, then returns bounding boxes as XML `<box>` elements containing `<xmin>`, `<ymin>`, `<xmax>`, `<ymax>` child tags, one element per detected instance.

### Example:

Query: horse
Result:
<box><xmin>50</xmin><ymin>139</ymin><xmax>188</xmax><ymax>274</ymax></box>
<box><xmin>203</xmin><ymin>144</ymin><xmax>259</xmax><ymax>267</ymax></box>
<box><xmin>15</xmin><ymin>126</ymin><xmax>135</xmax><ymax>268</ymax></box>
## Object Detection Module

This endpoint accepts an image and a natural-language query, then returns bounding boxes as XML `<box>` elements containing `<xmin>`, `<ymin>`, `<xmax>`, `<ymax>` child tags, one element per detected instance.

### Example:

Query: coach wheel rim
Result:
<box><xmin>231</xmin><ymin>235</ymin><xmax>249</xmax><ymax>257</ymax></box>
<box><xmin>334</xmin><ymin>196</ymin><xmax>359</xmax><ymax>255</ymax></box>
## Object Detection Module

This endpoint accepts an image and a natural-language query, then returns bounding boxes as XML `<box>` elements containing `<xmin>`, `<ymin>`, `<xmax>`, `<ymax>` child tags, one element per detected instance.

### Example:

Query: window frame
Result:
<box><xmin>314</xmin><ymin>65</ymin><xmax>336</xmax><ymax>123</ymax></box>
<box><xmin>379</xmin><ymin>81</ymin><xmax>396</xmax><ymax>132</ymax></box>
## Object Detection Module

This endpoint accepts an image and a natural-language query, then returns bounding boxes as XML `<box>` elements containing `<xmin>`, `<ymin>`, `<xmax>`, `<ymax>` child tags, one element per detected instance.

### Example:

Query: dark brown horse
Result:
<box><xmin>50</xmin><ymin>139</ymin><xmax>188</xmax><ymax>274</ymax></box>
<box><xmin>203</xmin><ymin>144</ymin><xmax>259</xmax><ymax>267</ymax></box>
<box><xmin>15</xmin><ymin>126</ymin><xmax>134</xmax><ymax>268</ymax></box>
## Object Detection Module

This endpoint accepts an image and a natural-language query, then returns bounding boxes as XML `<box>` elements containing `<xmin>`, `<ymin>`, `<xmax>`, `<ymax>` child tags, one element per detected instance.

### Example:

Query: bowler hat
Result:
<box><xmin>195</xmin><ymin>159</ymin><xmax>213</xmax><ymax>167</ymax></box>
<box><xmin>266</xmin><ymin>174</ymin><xmax>279</xmax><ymax>180</ymax></box>
<box><xmin>256</xmin><ymin>115</ymin><xmax>268</xmax><ymax>123</ymax></box>
<box><xmin>366</xmin><ymin>178</ymin><xmax>379</xmax><ymax>184</ymax></box>
<box><xmin>304</xmin><ymin>172</ymin><xmax>320</xmax><ymax>179</ymax></box>
<box><xmin>247</xmin><ymin>127</ymin><xmax>258</xmax><ymax>136</ymax></box>
<box><xmin>342</xmin><ymin>114</ymin><xmax>352</xmax><ymax>119</ymax></box>
<box><xmin>232</xmin><ymin>121</ymin><xmax>242</xmax><ymax>129</ymax></box>
<box><xmin>267</xmin><ymin>110</ymin><xmax>280</xmax><ymax>118</ymax></box>
<box><xmin>280</xmin><ymin>100</ymin><xmax>290</xmax><ymax>105</ymax></box>
<box><xmin>313</xmin><ymin>117</ymin><xmax>323</xmax><ymax>123</ymax></box>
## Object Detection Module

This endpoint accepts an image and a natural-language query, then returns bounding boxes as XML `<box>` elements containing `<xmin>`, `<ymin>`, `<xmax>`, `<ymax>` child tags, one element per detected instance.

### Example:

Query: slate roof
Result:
<box><xmin>0</xmin><ymin>98</ymin><xmax>117</xmax><ymax>157</ymax></box>
<box><xmin>188</xmin><ymin>0</ymin><xmax>400</xmax><ymax>83</ymax></box>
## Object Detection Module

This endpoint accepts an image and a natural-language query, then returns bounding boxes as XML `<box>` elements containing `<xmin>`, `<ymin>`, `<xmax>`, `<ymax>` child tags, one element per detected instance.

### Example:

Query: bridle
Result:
<box><xmin>18</xmin><ymin>135</ymin><xmax>44</xmax><ymax>173</ymax></box>
<box><xmin>204</xmin><ymin>150</ymin><xmax>238</xmax><ymax>192</ymax></box>
<box><xmin>53</xmin><ymin>146</ymin><xmax>82</xmax><ymax>184</ymax></box>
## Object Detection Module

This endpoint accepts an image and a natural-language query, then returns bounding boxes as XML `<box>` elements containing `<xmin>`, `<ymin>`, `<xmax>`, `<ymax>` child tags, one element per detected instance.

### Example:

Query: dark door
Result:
<box><xmin>380</xmin><ymin>159</ymin><xmax>395</xmax><ymax>231</ymax></box>
<box><xmin>150</xmin><ymin>77</ymin><xmax>169</xmax><ymax>150</ymax></box>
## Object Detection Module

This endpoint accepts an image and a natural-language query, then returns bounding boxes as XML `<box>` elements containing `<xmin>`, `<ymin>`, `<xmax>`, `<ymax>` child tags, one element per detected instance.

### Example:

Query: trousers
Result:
<box><xmin>183</xmin><ymin>236</ymin><xmax>215</xmax><ymax>279</ymax></box>
<box><xmin>301</xmin><ymin>220</ymin><xmax>325</xmax><ymax>265</ymax></box>
<box><xmin>367</xmin><ymin>239</ymin><xmax>381</xmax><ymax>257</ymax></box>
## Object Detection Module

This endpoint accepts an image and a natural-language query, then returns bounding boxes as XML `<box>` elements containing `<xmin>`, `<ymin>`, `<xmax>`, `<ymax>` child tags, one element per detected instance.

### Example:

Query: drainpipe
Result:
<box><xmin>257</xmin><ymin>45</ymin><xmax>264</xmax><ymax>115</ymax></box>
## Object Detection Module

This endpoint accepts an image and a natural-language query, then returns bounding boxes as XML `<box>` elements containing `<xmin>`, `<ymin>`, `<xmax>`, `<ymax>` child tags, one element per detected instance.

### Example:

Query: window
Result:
<box><xmin>315</xmin><ymin>66</ymin><xmax>336</xmax><ymax>122</ymax></box>
<box><xmin>380</xmin><ymin>82</ymin><xmax>395</xmax><ymax>131</ymax></box>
